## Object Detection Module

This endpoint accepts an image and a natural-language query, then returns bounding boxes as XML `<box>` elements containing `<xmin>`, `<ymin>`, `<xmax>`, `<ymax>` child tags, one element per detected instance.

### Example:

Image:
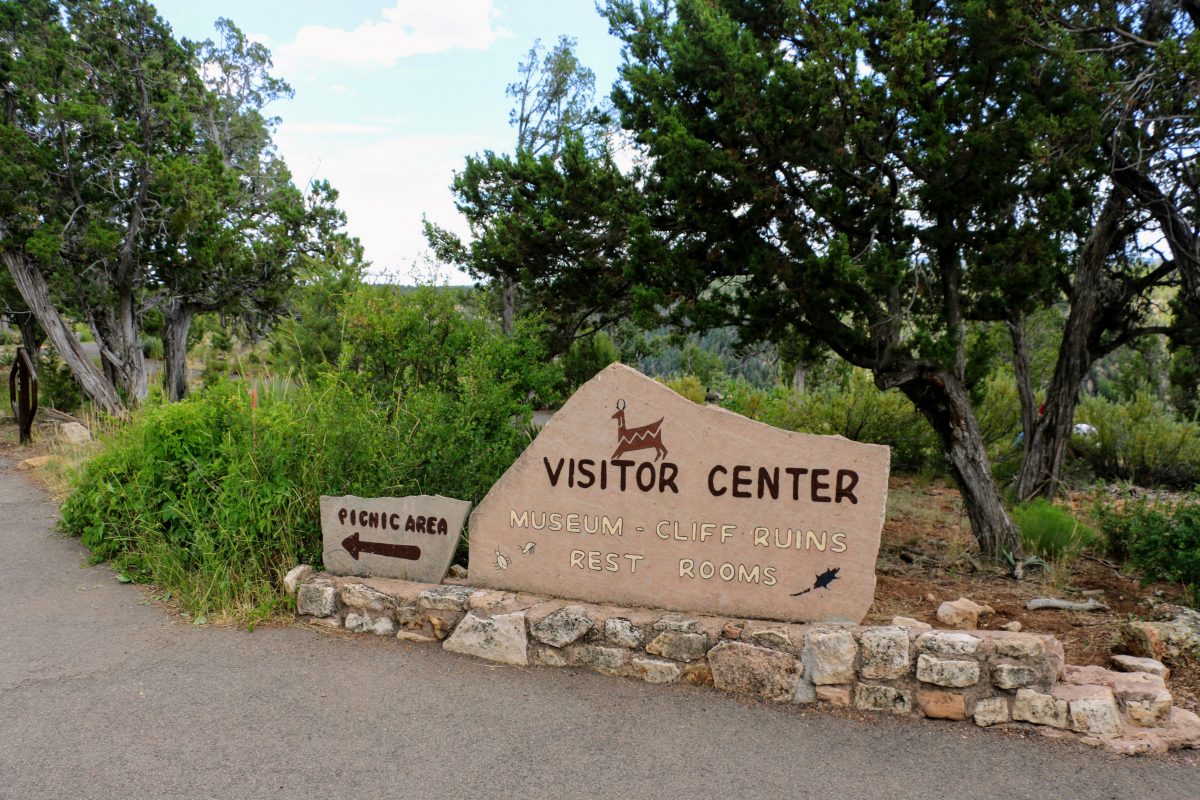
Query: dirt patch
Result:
<box><xmin>868</xmin><ymin>476</ymin><xmax>1200</xmax><ymax>713</ymax></box>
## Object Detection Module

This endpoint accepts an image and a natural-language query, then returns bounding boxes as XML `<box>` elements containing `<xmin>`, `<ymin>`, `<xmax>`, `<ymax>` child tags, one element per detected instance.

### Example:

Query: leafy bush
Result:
<box><xmin>662</xmin><ymin>374</ymin><xmax>706</xmax><ymax>404</ymax></box>
<box><xmin>1073</xmin><ymin>392</ymin><xmax>1200</xmax><ymax>487</ymax></box>
<box><xmin>720</xmin><ymin>369</ymin><xmax>937</xmax><ymax>469</ymax></box>
<box><xmin>558</xmin><ymin>331</ymin><xmax>620</xmax><ymax>395</ymax></box>
<box><xmin>1097</xmin><ymin>499</ymin><xmax>1200</xmax><ymax>606</ymax></box>
<box><xmin>37</xmin><ymin>347</ymin><xmax>84</xmax><ymax>412</ymax></box>
<box><xmin>1011</xmin><ymin>498</ymin><xmax>1096</xmax><ymax>560</ymax></box>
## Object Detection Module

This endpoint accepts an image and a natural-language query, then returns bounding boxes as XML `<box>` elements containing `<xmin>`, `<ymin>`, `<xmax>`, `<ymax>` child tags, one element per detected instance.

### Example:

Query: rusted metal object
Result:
<box><xmin>9</xmin><ymin>346</ymin><xmax>38</xmax><ymax>445</ymax></box>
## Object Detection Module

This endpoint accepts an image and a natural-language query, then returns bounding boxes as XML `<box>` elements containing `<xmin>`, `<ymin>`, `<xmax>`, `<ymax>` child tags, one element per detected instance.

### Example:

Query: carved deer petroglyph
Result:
<box><xmin>611</xmin><ymin>399</ymin><xmax>668</xmax><ymax>461</ymax></box>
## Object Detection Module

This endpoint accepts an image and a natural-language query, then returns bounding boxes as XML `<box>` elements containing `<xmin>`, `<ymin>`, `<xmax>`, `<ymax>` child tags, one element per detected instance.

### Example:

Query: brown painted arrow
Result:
<box><xmin>341</xmin><ymin>532</ymin><xmax>421</xmax><ymax>561</ymax></box>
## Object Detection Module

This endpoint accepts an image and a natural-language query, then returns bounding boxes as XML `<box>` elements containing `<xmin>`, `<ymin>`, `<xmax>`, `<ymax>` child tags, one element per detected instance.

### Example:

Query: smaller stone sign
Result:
<box><xmin>320</xmin><ymin>494</ymin><xmax>470</xmax><ymax>583</ymax></box>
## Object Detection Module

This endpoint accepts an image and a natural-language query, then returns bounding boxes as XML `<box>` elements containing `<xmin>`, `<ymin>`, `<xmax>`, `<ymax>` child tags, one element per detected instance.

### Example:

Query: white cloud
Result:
<box><xmin>276</xmin><ymin>1</ymin><xmax>507</xmax><ymax>72</ymax></box>
<box><xmin>276</xmin><ymin>123</ymin><xmax>482</xmax><ymax>283</ymax></box>
<box><xmin>285</xmin><ymin>121</ymin><xmax>390</xmax><ymax>135</ymax></box>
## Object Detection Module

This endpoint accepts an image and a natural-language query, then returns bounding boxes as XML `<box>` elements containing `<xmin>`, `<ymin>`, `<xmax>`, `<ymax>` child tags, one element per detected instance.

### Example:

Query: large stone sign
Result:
<box><xmin>321</xmin><ymin>494</ymin><xmax>471</xmax><ymax>583</ymax></box>
<box><xmin>468</xmin><ymin>364</ymin><xmax>890</xmax><ymax>623</ymax></box>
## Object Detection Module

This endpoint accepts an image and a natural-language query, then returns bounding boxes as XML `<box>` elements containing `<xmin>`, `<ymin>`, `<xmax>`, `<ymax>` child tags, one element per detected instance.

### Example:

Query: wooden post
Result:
<box><xmin>9</xmin><ymin>346</ymin><xmax>38</xmax><ymax>445</ymax></box>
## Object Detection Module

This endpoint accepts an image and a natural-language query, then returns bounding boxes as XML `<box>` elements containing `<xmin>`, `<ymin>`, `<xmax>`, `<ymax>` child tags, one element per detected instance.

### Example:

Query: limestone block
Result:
<box><xmin>991</xmin><ymin>633</ymin><xmax>1046</xmax><ymax>659</ymax></box>
<box><xmin>653</xmin><ymin>613</ymin><xmax>700</xmax><ymax>632</ymax></box>
<box><xmin>1111</xmin><ymin>654</ymin><xmax>1169</xmax><ymax>680</ymax></box>
<box><xmin>855</xmin><ymin>684</ymin><xmax>913</xmax><ymax>715</ymax></box>
<box><xmin>532</xmin><ymin>646</ymin><xmax>569</xmax><ymax>667</ymax></box>
<box><xmin>418</xmin><ymin>585</ymin><xmax>474</xmax><ymax>612</ymax></box>
<box><xmin>859</xmin><ymin>626</ymin><xmax>910</xmax><ymax>680</ymax></box>
<box><xmin>1122</xmin><ymin>689</ymin><xmax>1173</xmax><ymax>727</ymax></box>
<box><xmin>283</xmin><ymin>565</ymin><xmax>312</xmax><ymax>595</ymax></box>
<box><xmin>991</xmin><ymin>663</ymin><xmax>1039</xmax><ymax>690</ymax></box>
<box><xmin>58</xmin><ymin>421</ymin><xmax>91</xmax><ymax>443</ymax></box>
<box><xmin>917</xmin><ymin>631</ymin><xmax>982</xmax><ymax>657</ymax></box>
<box><xmin>424</xmin><ymin>611</ymin><xmax>462</xmax><ymax>640</ymax></box>
<box><xmin>443</xmin><ymin>611</ymin><xmax>529</xmax><ymax>666</ymax></box>
<box><xmin>745</xmin><ymin>627</ymin><xmax>792</xmax><ymax>651</ymax></box>
<box><xmin>916</xmin><ymin>654</ymin><xmax>980</xmax><ymax>688</ymax></box>
<box><xmin>571</xmin><ymin>644</ymin><xmax>627</xmax><ymax>675</ymax></box>
<box><xmin>467</xmin><ymin>590</ymin><xmax>518</xmax><ymax>611</ymax></box>
<box><xmin>916</xmin><ymin>690</ymin><xmax>967</xmax><ymax>720</ymax></box>
<box><xmin>1052</xmin><ymin>684</ymin><xmax>1122</xmax><ymax>736</ymax></box>
<box><xmin>815</xmin><ymin>685</ymin><xmax>852</xmax><ymax>706</ymax></box>
<box><xmin>530</xmin><ymin>605</ymin><xmax>594</xmax><ymax>648</ymax></box>
<box><xmin>340</xmin><ymin>583</ymin><xmax>395</xmax><ymax>612</ymax></box>
<box><xmin>395</xmin><ymin>605</ymin><xmax>420</xmax><ymax>628</ymax></box>
<box><xmin>682</xmin><ymin>662</ymin><xmax>713</xmax><ymax>686</ymax></box>
<box><xmin>936</xmin><ymin>597</ymin><xmax>994</xmax><ymax>629</ymax></box>
<box><xmin>344</xmin><ymin>612</ymin><xmax>395</xmax><ymax>636</ymax></box>
<box><xmin>793</xmin><ymin>677</ymin><xmax>816</xmax><ymax>704</ymax></box>
<box><xmin>396</xmin><ymin>629</ymin><xmax>437</xmax><ymax>643</ymax></box>
<box><xmin>646</xmin><ymin>631</ymin><xmax>708</xmax><ymax>663</ymax></box>
<box><xmin>605</xmin><ymin>618</ymin><xmax>644</xmax><ymax>649</ymax></box>
<box><xmin>707</xmin><ymin>641</ymin><xmax>801</xmax><ymax>702</ymax></box>
<box><xmin>803</xmin><ymin>628</ymin><xmax>857</xmax><ymax>685</ymax></box>
<box><xmin>631</xmin><ymin>657</ymin><xmax>683</xmax><ymax>684</ymax></box>
<box><xmin>297</xmin><ymin>582</ymin><xmax>336</xmax><ymax>618</ymax></box>
<box><xmin>1122</xmin><ymin>605</ymin><xmax>1200</xmax><ymax>662</ymax></box>
<box><xmin>973</xmin><ymin>697</ymin><xmax>1010</xmax><ymax>727</ymax></box>
<box><xmin>1012</xmin><ymin>689</ymin><xmax>1068</xmax><ymax>729</ymax></box>
<box><xmin>1160</xmin><ymin>708</ymin><xmax>1200</xmax><ymax>750</ymax></box>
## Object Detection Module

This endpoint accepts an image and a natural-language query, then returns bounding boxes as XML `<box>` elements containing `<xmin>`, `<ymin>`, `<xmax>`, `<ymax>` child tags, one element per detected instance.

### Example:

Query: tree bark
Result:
<box><xmin>889</xmin><ymin>366</ymin><xmax>1023</xmax><ymax>558</ymax></box>
<box><xmin>1013</xmin><ymin>189</ymin><xmax>1125</xmax><ymax>500</ymax></box>
<box><xmin>500</xmin><ymin>276</ymin><xmax>516</xmax><ymax>335</ymax></box>
<box><xmin>91</xmin><ymin>293</ymin><xmax>148</xmax><ymax>405</ymax></box>
<box><xmin>15</xmin><ymin>311</ymin><xmax>43</xmax><ymax>373</ymax></box>
<box><xmin>161</xmin><ymin>300</ymin><xmax>195</xmax><ymax>401</ymax></box>
<box><xmin>792</xmin><ymin>361</ymin><xmax>807</xmax><ymax>394</ymax></box>
<box><xmin>2</xmin><ymin>251</ymin><xmax>125</xmax><ymax>416</ymax></box>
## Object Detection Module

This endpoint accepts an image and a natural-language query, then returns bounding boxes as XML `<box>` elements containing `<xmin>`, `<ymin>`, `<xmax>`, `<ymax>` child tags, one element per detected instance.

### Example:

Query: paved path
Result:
<box><xmin>1</xmin><ymin>460</ymin><xmax>1196</xmax><ymax>800</ymax></box>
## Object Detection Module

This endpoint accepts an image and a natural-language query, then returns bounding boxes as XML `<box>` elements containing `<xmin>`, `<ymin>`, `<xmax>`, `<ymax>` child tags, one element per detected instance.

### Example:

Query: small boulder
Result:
<box><xmin>57</xmin><ymin>421</ymin><xmax>91</xmax><ymax>444</ymax></box>
<box><xmin>936</xmin><ymin>597</ymin><xmax>994</xmax><ymax>629</ymax></box>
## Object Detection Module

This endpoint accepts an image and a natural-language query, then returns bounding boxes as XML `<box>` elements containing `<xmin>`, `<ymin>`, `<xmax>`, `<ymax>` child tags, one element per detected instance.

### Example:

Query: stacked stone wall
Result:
<box><xmin>287</xmin><ymin>567</ymin><xmax>1200</xmax><ymax>756</ymax></box>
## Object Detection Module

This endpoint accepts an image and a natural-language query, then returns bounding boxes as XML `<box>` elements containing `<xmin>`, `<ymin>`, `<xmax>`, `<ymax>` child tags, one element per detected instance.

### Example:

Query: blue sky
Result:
<box><xmin>152</xmin><ymin>1</ymin><xmax>625</xmax><ymax>283</ymax></box>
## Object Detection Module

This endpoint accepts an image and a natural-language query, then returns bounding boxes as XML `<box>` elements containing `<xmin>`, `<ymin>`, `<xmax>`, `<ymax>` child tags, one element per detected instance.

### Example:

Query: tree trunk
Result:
<box><xmin>162</xmin><ymin>300</ymin><xmax>195</xmax><ymax>401</ymax></box>
<box><xmin>15</xmin><ymin>312</ymin><xmax>43</xmax><ymax>373</ymax></box>
<box><xmin>893</xmin><ymin>367</ymin><xmax>1023</xmax><ymax>558</ymax></box>
<box><xmin>1013</xmin><ymin>189</ymin><xmax>1125</xmax><ymax>500</ymax></box>
<box><xmin>792</xmin><ymin>361</ymin><xmax>807</xmax><ymax>394</ymax></box>
<box><xmin>500</xmin><ymin>276</ymin><xmax>516</xmax><ymax>335</ymax></box>
<box><xmin>91</xmin><ymin>293</ymin><xmax>148</xmax><ymax>405</ymax></box>
<box><xmin>2</xmin><ymin>251</ymin><xmax>125</xmax><ymax>416</ymax></box>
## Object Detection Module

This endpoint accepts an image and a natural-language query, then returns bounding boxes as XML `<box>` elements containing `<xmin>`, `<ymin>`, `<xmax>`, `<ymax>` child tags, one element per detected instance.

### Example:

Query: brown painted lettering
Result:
<box><xmin>810</xmin><ymin>468</ymin><xmax>831</xmax><ymax>502</ymax></box>
<box><xmin>836</xmin><ymin>469</ymin><xmax>859</xmax><ymax>504</ymax></box>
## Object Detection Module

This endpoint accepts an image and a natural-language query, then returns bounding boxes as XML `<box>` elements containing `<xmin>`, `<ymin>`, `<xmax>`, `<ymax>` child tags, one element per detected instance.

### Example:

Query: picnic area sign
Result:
<box><xmin>468</xmin><ymin>364</ymin><xmax>890</xmax><ymax>623</ymax></box>
<box><xmin>321</xmin><ymin>494</ymin><xmax>471</xmax><ymax>584</ymax></box>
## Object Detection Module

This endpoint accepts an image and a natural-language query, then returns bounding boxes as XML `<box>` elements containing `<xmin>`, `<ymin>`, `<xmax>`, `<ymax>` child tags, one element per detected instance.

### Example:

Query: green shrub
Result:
<box><xmin>37</xmin><ymin>347</ymin><xmax>84</xmax><ymax>412</ymax></box>
<box><xmin>662</xmin><ymin>374</ymin><xmax>706</xmax><ymax>404</ymax></box>
<box><xmin>719</xmin><ymin>370</ymin><xmax>937</xmax><ymax>469</ymax></box>
<box><xmin>558</xmin><ymin>332</ymin><xmax>620</xmax><ymax>395</ymax></box>
<box><xmin>140</xmin><ymin>333</ymin><xmax>164</xmax><ymax>361</ymax></box>
<box><xmin>1073</xmin><ymin>392</ymin><xmax>1200</xmax><ymax>487</ymax></box>
<box><xmin>1011</xmin><ymin>498</ymin><xmax>1096</xmax><ymax>560</ymax></box>
<box><xmin>1097</xmin><ymin>499</ymin><xmax>1200</xmax><ymax>606</ymax></box>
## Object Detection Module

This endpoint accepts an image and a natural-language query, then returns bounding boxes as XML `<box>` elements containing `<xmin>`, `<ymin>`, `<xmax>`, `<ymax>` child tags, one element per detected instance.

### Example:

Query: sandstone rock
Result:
<box><xmin>916</xmin><ymin>690</ymin><xmax>966</xmax><ymax>720</ymax></box>
<box><xmin>991</xmin><ymin>663</ymin><xmax>1039</xmax><ymax>690</ymax></box>
<box><xmin>682</xmin><ymin>662</ymin><xmax>714</xmax><ymax>687</ymax></box>
<box><xmin>1002</xmin><ymin>621</ymin><xmax>1022</xmax><ymax>632</ymax></box>
<box><xmin>646</xmin><ymin>631</ymin><xmax>708</xmax><ymax>663</ymax></box>
<box><xmin>892</xmin><ymin>616</ymin><xmax>932</xmax><ymax>631</ymax></box>
<box><xmin>443</xmin><ymin>611</ymin><xmax>528</xmax><ymax>666</ymax></box>
<box><xmin>746</xmin><ymin>628</ymin><xmax>792</xmax><ymax>650</ymax></box>
<box><xmin>859</xmin><ymin>626</ymin><xmax>910</xmax><ymax>680</ymax></box>
<box><xmin>340</xmin><ymin>583</ymin><xmax>395</xmax><ymax>612</ymax></box>
<box><xmin>467</xmin><ymin>590</ymin><xmax>517</xmax><ymax>611</ymax></box>
<box><xmin>917</xmin><ymin>631</ymin><xmax>982</xmax><ymax>656</ymax></box>
<box><xmin>418</xmin><ymin>585</ymin><xmax>474</xmax><ymax>612</ymax></box>
<box><xmin>395</xmin><ymin>605</ymin><xmax>420</xmax><ymax>628</ymax></box>
<box><xmin>530</xmin><ymin>605</ymin><xmax>593</xmax><ymax>647</ymax></box>
<box><xmin>803</xmin><ymin>628</ymin><xmax>857</xmax><ymax>685</ymax></box>
<box><xmin>707</xmin><ymin>641</ymin><xmax>801</xmax><ymax>702</ymax></box>
<box><xmin>297</xmin><ymin>583</ymin><xmax>337</xmax><ymax>617</ymax></box>
<box><xmin>937</xmin><ymin>597</ymin><xmax>994</xmax><ymax>629</ymax></box>
<box><xmin>815</xmin><ymin>685</ymin><xmax>852</xmax><ymax>706</ymax></box>
<box><xmin>1096</xmin><ymin>734</ymin><xmax>1169</xmax><ymax>756</ymax></box>
<box><xmin>283</xmin><ymin>565</ymin><xmax>311</xmax><ymax>595</ymax></box>
<box><xmin>448</xmin><ymin>564</ymin><xmax>468</xmax><ymax>579</ymax></box>
<box><xmin>1012</xmin><ymin>688</ymin><xmax>1068</xmax><ymax>729</ymax></box>
<box><xmin>723</xmin><ymin>621</ymin><xmax>746</xmax><ymax>639</ymax></box>
<box><xmin>425</xmin><ymin>612</ymin><xmax>462</xmax><ymax>640</ymax></box>
<box><xmin>57</xmin><ymin>421</ymin><xmax>91</xmax><ymax>443</ymax></box>
<box><xmin>855</xmin><ymin>684</ymin><xmax>913</xmax><ymax>715</ymax></box>
<box><xmin>916</xmin><ymin>654</ymin><xmax>980</xmax><ymax>688</ymax></box>
<box><xmin>18</xmin><ymin>455</ymin><xmax>60</xmax><ymax>470</ymax></box>
<box><xmin>1160</xmin><ymin>707</ymin><xmax>1200</xmax><ymax>750</ymax></box>
<box><xmin>605</xmin><ymin>618</ymin><xmax>644</xmax><ymax>649</ymax></box>
<box><xmin>571</xmin><ymin>644</ymin><xmax>627</xmax><ymax>674</ymax></box>
<box><xmin>632</xmin><ymin>657</ymin><xmax>683</xmax><ymax>684</ymax></box>
<box><xmin>344</xmin><ymin>612</ymin><xmax>395</xmax><ymax>636</ymax></box>
<box><xmin>532</xmin><ymin>647</ymin><xmax>569</xmax><ymax>667</ymax></box>
<box><xmin>1052</xmin><ymin>684</ymin><xmax>1122</xmax><ymax>736</ymax></box>
<box><xmin>321</xmin><ymin>494</ymin><xmax>470</xmax><ymax>583</ymax></box>
<box><xmin>1111</xmin><ymin>654</ymin><xmax>1169</xmax><ymax>680</ymax></box>
<box><xmin>973</xmin><ymin>697</ymin><xmax>1010</xmax><ymax>727</ymax></box>
<box><xmin>396</xmin><ymin>629</ymin><xmax>437</xmax><ymax>643</ymax></box>
<box><xmin>1122</xmin><ymin>606</ymin><xmax>1200</xmax><ymax>663</ymax></box>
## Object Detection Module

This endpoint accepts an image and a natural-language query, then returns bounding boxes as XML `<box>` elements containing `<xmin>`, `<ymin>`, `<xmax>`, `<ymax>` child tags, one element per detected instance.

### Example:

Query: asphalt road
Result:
<box><xmin>1</xmin><ymin>458</ymin><xmax>1197</xmax><ymax>800</ymax></box>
